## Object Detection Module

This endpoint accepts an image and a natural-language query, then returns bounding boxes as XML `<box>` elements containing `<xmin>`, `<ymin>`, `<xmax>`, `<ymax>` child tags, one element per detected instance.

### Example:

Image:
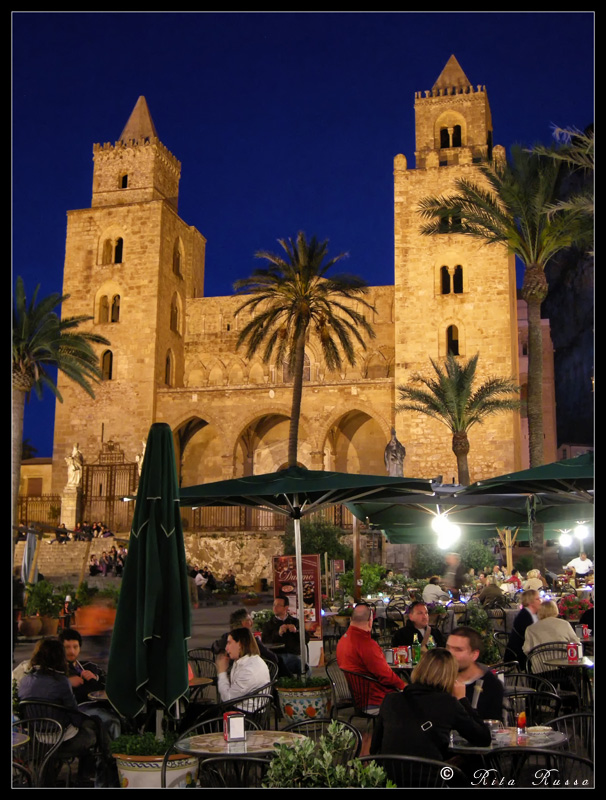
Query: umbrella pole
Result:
<box><xmin>292</xmin><ymin>499</ymin><xmax>307</xmax><ymax>676</ymax></box>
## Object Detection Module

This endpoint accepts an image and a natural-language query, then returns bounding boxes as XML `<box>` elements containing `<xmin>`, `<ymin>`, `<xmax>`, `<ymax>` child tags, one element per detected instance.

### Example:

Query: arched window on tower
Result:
<box><xmin>452</xmin><ymin>125</ymin><xmax>462</xmax><ymax>147</ymax></box>
<box><xmin>98</xmin><ymin>296</ymin><xmax>110</xmax><ymax>323</ymax></box>
<box><xmin>101</xmin><ymin>350</ymin><xmax>113</xmax><ymax>381</ymax></box>
<box><xmin>173</xmin><ymin>240</ymin><xmax>183</xmax><ymax>277</ymax></box>
<box><xmin>170</xmin><ymin>294</ymin><xmax>180</xmax><ymax>333</ymax></box>
<box><xmin>440</xmin><ymin>128</ymin><xmax>450</xmax><ymax>148</ymax></box>
<box><xmin>111</xmin><ymin>295</ymin><xmax>120</xmax><ymax>322</ymax></box>
<box><xmin>102</xmin><ymin>240</ymin><xmax>113</xmax><ymax>265</ymax></box>
<box><xmin>120</xmin><ymin>174</ymin><xmax>128</xmax><ymax>189</ymax></box>
<box><xmin>165</xmin><ymin>352</ymin><xmax>173</xmax><ymax>387</ymax></box>
<box><xmin>447</xmin><ymin>325</ymin><xmax>459</xmax><ymax>356</ymax></box>
<box><xmin>453</xmin><ymin>265</ymin><xmax>463</xmax><ymax>294</ymax></box>
<box><xmin>440</xmin><ymin>266</ymin><xmax>451</xmax><ymax>295</ymax></box>
<box><xmin>114</xmin><ymin>238</ymin><xmax>123</xmax><ymax>264</ymax></box>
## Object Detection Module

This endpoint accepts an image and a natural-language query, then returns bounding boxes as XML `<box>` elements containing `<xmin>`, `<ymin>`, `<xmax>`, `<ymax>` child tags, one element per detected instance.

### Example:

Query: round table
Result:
<box><xmin>449</xmin><ymin>727</ymin><xmax>568</xmax><ymax>755</ymax></box>
<box><xmin>12</xmin><ymin>731</ymin><xmax>30</xmax><ymax>748</ymax></box>
<box><xmin>176</xmin><ymin>729</ymin><xmax>308</xmax><ymax>756</ymax></box>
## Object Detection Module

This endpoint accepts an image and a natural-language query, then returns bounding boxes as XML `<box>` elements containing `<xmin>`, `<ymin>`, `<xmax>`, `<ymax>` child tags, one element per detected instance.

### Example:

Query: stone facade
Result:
<box><xmin>50</xmin><ymin>58</ymin><xmax>557</xmax><ymax>512</ymax></box>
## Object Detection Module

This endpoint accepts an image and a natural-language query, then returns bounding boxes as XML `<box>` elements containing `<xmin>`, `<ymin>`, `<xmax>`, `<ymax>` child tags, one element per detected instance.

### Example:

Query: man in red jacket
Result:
<box><xmin>336</xmin><ymin>604</ymin><xmax>405</xmax><ymax>712</ymax></box>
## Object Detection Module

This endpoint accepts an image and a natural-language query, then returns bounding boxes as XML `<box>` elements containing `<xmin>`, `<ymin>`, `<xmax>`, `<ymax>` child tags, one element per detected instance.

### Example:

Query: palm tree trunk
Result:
<box><xmin>452</xmin><ymin>432</ymin><xmax>471</xmax><ymax>486</ymax></box>
<box><xmin>12</xmin><ymin>387</ymin><xmax>27</xmax><ymax>553</ymax></box>
<box><xmin>522</xmin><ymin>265</ymin><xmax>548</xmax><ymax>468</ymax></box>
<box><xmin>287</xmin><ymin>333</ymin><xmax>307</xmax><ymax>467</ymax></box>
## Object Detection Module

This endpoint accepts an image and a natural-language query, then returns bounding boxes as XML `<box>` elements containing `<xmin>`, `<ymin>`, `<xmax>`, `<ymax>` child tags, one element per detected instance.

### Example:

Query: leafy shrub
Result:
<box><xmin>283</xmin><ymin>520</ymin><xmax>353</xmax><ymax>570</ymax></box>
<box><xmin>110</xmin><ymin>731</ymin><xmax>177</xmax><ymax>756</ymax></box>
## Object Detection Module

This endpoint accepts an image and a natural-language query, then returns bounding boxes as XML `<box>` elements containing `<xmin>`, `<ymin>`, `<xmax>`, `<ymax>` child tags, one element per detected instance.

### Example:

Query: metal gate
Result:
<box><xmin>82</xmin><ymin>440</ymin><xmax>138</xmax><ymax>533</ymax></box>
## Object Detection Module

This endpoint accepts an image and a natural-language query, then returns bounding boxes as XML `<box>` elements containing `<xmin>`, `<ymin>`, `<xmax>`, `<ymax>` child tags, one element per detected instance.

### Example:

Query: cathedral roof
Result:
<box><xmin>119</xmin><ymin>96</ymin><xmax>158</xmax><ymax>143</ymax></box>
<box><xmin>432</xmin><ymin>55</ymin><xmax>472</xmax><ymax>92</ymax></box>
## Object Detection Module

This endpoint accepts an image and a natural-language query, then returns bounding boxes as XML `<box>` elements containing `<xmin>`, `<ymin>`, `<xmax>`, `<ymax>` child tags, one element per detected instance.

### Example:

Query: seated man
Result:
<box><xmin>504</xmin><ymin>589</ymin><xmax>542</xmax><ymax>670</ymax></box>
<box><xmin>392</xmin><ymin>601</ymin><xmax>446</xmax><ymax>650</ymax></box>
<box><xmin>261</xmin><ymin>597</ymin><xmax>309</xmax><ymax>676</ymax></box>
<box><xmin>212</xmin><ymin>608</ymin><xmax>279</xmax><ymax>669</ymax></box>
<box><xmin>446</xmin><ymin>626</ymin><xmax>504</xmax><ymax>721</ymax></box>
<box><xmin>336</xmin><ymin>604</ymin><xmax>405</xmax><ymax>712</ymax></box>
<box><xmin>566</xmin><ymin>552</ymin><xmax>593</xmax><ymax>578</ymax></box>
<box><xmin>478</xmin><ymin>576</ymin><xmax>505</xmax><ymax>606</ymax></box>
<box><xmin>58</xmin><ymin>628</ymin><xmax>121</xmax><ymax>740</ymax></box>
<box><xmin>422</xmin><ymin>576</ymin><xmax>450</xmax><ymax>605</ymax></box>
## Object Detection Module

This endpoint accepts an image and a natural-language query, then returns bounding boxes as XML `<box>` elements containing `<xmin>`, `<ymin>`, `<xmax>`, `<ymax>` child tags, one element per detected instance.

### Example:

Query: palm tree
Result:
<box><xmin>417</xmin><ymin>146</ymin><xmax>588</xmax><ymax>469</ymax></box>
<box><xmin>234</xmin><ymin>232</ymin><xmax>376</xmax><ymax>467</ymax></box>
<box><xmin>12</xmin><ymin>277</ymin><xmax>109</xmax><ymax>541</ymax></box>
<box><xmin>396</xmin><ymin>353</ymin><xmax>520</xmax><ymax>486</ymax></box>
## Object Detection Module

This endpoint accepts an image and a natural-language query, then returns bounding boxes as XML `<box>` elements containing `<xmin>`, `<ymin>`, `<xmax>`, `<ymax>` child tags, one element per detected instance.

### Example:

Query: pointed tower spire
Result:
<box><xmin>432</xmin><ymin>55</ymin><xmax>472</xmax><ymax>93</ymax></box>
<box><xmin>119</xmin><ymin>96</ymin><xmax>158</xmax><ymax>143</ymax></box>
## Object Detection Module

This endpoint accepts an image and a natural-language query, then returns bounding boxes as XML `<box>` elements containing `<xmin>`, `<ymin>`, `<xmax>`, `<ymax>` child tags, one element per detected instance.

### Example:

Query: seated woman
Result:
<box><xmin>523</xmin><ymin>600</ymin><xmax>581</xmax><ymax>667</ymax></box>
<box><xmin>370</xmin><ymin>648</ymin><xmax>491</xmax><ymax>762</ymax></box>
<box><xmin>216</xmin><ymin>627</ymin><xmax>271</xmax><ymax>702</ymax></box>
<box><xmin>523</xmin><ymin>569</ymin><xmax>546</xmax><ymax>591</ymax></box>
<box><xmin>18</xmin><ymin>638</ymin><xmax>100</xmax><ymax>784</ymax></box>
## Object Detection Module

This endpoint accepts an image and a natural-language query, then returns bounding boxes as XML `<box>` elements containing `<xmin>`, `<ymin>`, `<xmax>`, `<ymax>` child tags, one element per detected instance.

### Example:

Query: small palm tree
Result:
<box><xmin>234</xmin><ymin>232</ymin><xmax>376</xmax><ymax>467</ymax></box>
<box><xmin>396</xmin><ymin>353</ymin><xmax>520</xmax><ymax>486</ymax></box>
<box><xmin>12</xmin><ymin>277</ymin><xmax>109</xmax><ymax>539</ymax></box>
<box><xmin>417</xmin><ymin>146</ymin><xmax>588</xmax><ymax>469</ymax></box>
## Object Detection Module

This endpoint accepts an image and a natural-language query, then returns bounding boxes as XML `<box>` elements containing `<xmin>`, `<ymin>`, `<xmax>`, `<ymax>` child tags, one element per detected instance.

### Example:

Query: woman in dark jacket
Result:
<box><xmin>370</xmin><ymin>648</ymin><xmax>490</xmax><ymax>762</ymax></box>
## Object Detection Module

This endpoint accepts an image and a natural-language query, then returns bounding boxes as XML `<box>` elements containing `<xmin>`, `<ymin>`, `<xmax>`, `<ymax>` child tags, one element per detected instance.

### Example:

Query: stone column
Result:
<box><xmin>61</xmin><ymin>485</ymin><xmax>82</xmax><ymax>531</ymax></box>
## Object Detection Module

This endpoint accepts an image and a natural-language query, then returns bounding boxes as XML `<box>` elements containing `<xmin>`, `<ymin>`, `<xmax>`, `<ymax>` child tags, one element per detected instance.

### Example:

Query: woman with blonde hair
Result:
<box><xmin>523</xmin><ymin>569</ymin><xmax>546</xmax><ymax>591</ymax></box>
<box><xmin>523</xmin><ymin>600</ymin><xmax>581</xmax><ymax>662</ymax></box>
<box><xmin>370</xmin><ymin>648</ymin><xmax>490</xmax><ymax>760</ymax></box>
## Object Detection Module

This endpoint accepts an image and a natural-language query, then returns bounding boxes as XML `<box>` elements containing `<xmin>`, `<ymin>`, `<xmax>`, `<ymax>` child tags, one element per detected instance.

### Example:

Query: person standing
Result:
<box><xmin>444</xmin><ymin>552</ymin><xmax>466</xmax><ymax>599</ymax></box>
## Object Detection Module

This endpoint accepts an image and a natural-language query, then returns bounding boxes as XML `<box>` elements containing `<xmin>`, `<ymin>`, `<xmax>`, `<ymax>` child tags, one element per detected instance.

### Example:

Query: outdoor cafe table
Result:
<box><xmin>12</xmin><ymin>731</ymin><xmax>29</xmax><ymax>748</ymax></box>
<box><xmin>176</xmin><ymin>730</ymin><xmax>308</xmax><ymax>757</ymax></box>
<box><xmin>449</xmin><ymin>727</ymin><xmax>568</xmax><ymax>756</ymax></box>
<box><xmin>543</xmin><ymin>657</ymin><xmax>594</xmax><ymax>704</ymax></box>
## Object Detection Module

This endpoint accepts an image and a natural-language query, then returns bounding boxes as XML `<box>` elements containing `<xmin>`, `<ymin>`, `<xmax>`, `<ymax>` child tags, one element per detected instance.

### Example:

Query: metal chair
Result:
<box><xmin>484</xmin><ymin>747</ymin><xmax>593</xmax><ymax>787</ymax></box>
<box><xmin>340</xmin><ymin>669</ymin><xmax>392</xmax><ymax>729</ymax></box>
<box><xmin>550</xmin><ymin>712</ymin><xmax>594</xmax><ymax>760</ymax></box>
<box><xmin>12</xmin><ymin>718</ymin><xmax>64</xmax><ymax>787</ymax></box>
<box><xmin>490</xmin><ymin>660</ymin><xmax>520</xmax><ymax>677</ymax></box>
<box><xmin>493</xmin><ymin>630</ymin><xmax>510</xmax><ymax>659</ymax></box>
<box><xmin>188</xmin><ymin>646</ymin><xmax>215</xmax><ymax>662</ymax></box>
<box><xmin>357</xmin><ymin>754</ymin><xmax>468</xmax><ymax>787</ymax></box>
<box><xmin>501</xmin><ymin>688</ymin><xmax>562</xmax><ymax>727</ymax></box>
<box><xmin>325</xmin><ymin>658</ymin><xmax>354</xmax><ymax>719</ymax></box>
<box><xmin>198</xmin><ymin>755</ymin><xmax>272</xmax><ymax>787</ymax></box>
<box><xmin>219</xmin><ymin>691</ymin><xmax>274</xmax><ymax>730</ymax></box>
<box><xmin>160</xmin><ymin>716</ymin><xmax>260</xmax><ymax>787</ymax></box>
<box><xmin>282</xmin><ymin>718</ymin><xmax>363</xmax><ymax>763</ymax></box>
<box><xmin>188</xmin><ymin>656</ymin><xmax>218</xmax><ymax>703</ymax></box>
<box><xmin>502</xmin><ymin>672</ymin><xmax>557</xmax><ymax>694</ymax></box>
<box><xmin>526</xmin><ymin>642</ymin><xmax>585</xmax><ymax>710</ymax></box>
<box><xmin>262</xmin><ymin>658</ymin><xmax>279</xmax><ymax>684</ymax></box>
<box><xmin>12</xmin><ymin>761</ymin><xmax>34</xmax><ymax>787</ymax></box>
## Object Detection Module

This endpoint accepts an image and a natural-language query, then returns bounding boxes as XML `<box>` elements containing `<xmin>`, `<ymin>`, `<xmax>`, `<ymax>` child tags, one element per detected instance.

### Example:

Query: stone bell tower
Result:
<box><xmin>51</xmin><ymin>97</ymin><xmax>206</xmax><ymax>494</ymax></box>
<box><xmin>393</xmin><ymin>55</ymin><xmax>521</xmax><ymax>482</ymax></box>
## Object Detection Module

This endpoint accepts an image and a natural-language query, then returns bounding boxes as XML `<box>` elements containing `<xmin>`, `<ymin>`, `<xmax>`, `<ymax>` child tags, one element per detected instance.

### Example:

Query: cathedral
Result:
<box><xmin>49</xmin><ymin>56</ymin><xmax>556</xmax><ymax>526</ymax></box>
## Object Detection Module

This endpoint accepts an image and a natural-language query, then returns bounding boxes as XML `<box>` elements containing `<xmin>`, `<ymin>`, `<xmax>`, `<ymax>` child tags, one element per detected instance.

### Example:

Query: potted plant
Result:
<box><xmin>275</xmin><ymin>675</ymin><xmax>333</xmax><ymax>723</ymax></box>
<box><xmin>110</xmin><ymin>732</ymin><xmax>197</xmax><ymax>788</ymax></box>
<box><xmin>24</xmin><ymin>580</ymin><xmax>62</xmax><ymax>636</ymax></box>
<box><xmin>333</xmin><ymin>605</ymin><xmax>354</xmax><ymax>627</ymax></box>
<box><xmin>73</xmin><ymin>582</ymin><xmax>119</xmax><ymax>637</ymax></box>
<box><xmin>251</xmin><ymin>607</ymin><xmax>274</xmax><ymax>633</ymax></box>
<box><xmin>464</xmin><ymin>602</ymin><xmax>501</xmax><ymax>666</ymax></box>
<box><xmin>557</xmin><ymin>594</ymin><xmax>593</xmax><ymax>622</ymax></box>
<box><xmin>242</xmin><ymin>591</ymin><xmax>259</xmax><ymax>606</ymax></box>
<box><xmin>263</xmin><ymin>720</ymin><xmax>394</xmax><ymax>787</ymax></box>
<box><xmin>426</xmin><ymin>601</ymin><xmax>449</xmax><ymax>626</ymax></box>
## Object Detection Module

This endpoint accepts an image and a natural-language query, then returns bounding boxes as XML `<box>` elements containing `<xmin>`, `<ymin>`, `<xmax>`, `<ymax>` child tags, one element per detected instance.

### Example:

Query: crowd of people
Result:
<box><xmin>89</xmin><ymin>545</ymin><xmax>127</xmax><ymax>577</ymax></box>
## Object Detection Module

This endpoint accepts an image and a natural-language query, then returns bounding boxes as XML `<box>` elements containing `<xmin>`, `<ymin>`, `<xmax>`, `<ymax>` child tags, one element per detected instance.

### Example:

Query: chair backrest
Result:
<box><xmin>262</xmin><ymin>658</ymin><xmax>279</xmax><ymax>683</ymax></box>
<box><xmin>219</xmin><ymin>692</ymin><xmax>273</xmax><ymax>729</ymax></box>
<box><xmin>282</xmin><ymin>718</ymin><xmax>363</xmax><ymax>761</ymax></box>
<box><xmin>326</xmin><ymin>659</ymin><xmax>353</xmax><ymax>712</ymax></box>
<box><xmin>189</xmin><ymin>656</ymin><xmax>218</xmax><ymax>702</ymax></box>
<box><xmin>198</xmin><ymin>755</ymin><xmax>271</xmax><ymax>788</ymax></box>
<box><xmin>502</xmin><ymin>689</ymin><xmax>562</xmax><ymax>727</ymax></box>
<box><xmin>188</xmin><ymin>647</ymin><xmax>215</xmax><ymax>662</ymax></box>
<box><xmin>19</xmin><ymin>699</ymin><xmax>78</xmax><ymax>730</ymax></box>
<box><xmin>484</xmin><ymin>746</ymin><xmax>593</xmax><ymax>787</ymax></box>
<box><xmin>493</xmin><ymin>631</ymin><xmax>510</xmax><ymax>657</ymax></box>
<box><xmin>526</xmin><ymin>642</ymin><xmax>569</xmax><ymax>674</ymax></box>
<box><xmin>12</xmin><ymin>717</ymin><xmax>64</xmax><ymax>788</ymax></box>
<box><xmin>503</xmin><ymin>672</ymin><xmax>557</xmax><ymax>693</ymax></box>
<box><xmin>490</xmin><ymin>660</ymin><xmax>520</xmax><ymax>678</ymax></box>
<box><xmin>550</xmin><ymin>712</ymin><xmax>594</xmax><ymax>760</ymax></box>
<box><xmin>340</xmin><ymin>669</ymin><xmax>381</xmax><ymax>714</ymax></box>
<box><xmin>357</xmin><ymin>754</ymin><xmax>468</xmax><ymax>788</ymax></box>
<box><xmin>12</xmin><ymin>761</ymin><xmax>33</xmax><ymax>787</ymax></box>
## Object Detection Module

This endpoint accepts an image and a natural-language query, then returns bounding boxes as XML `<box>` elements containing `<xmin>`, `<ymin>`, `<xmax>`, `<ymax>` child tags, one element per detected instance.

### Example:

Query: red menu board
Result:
<box><xmin>273</xmin><ymin>554</ymin><xmax>322</xmax><ymax>641</ymax></box>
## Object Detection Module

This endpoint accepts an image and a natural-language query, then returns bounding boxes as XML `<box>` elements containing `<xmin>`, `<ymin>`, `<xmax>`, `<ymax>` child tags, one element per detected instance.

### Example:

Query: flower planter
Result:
<box><xmin>39</xmin><ymin>615</ymin><xmax>59</xmax><ymax>636</ymax></box>
<box><xmin>112</xmin><ymin>753</ymin><xmax>198</xmax><ymax>788</ymax></box>
<box><xmin>277</xmin><ymin>684</ymin><xmax>332</xmax><ymax>723</ymax></box>
<box><xmin>18</xmin><ymin>616</ymin><xmax>42</xmax><ymax>637</ymax></box>
<box><xmin>243</xmin><ymin>598</ymin><xmax>259</xmax><ymax>606</ymax></box>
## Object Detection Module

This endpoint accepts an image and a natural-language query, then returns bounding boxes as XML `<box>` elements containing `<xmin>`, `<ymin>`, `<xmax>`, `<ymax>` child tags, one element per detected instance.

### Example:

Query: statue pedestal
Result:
<box><xmin>61</xmin><ymin>485</ymin><xmax>82</xmax><ymax>530</ymax></box>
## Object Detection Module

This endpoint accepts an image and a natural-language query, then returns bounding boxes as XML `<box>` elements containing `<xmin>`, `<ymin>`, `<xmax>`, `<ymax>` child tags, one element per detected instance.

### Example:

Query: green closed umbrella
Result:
<box><xmin>106</xmin><ymin>423</ymin><xmax>191</xmax><ymax>720</ymax></box>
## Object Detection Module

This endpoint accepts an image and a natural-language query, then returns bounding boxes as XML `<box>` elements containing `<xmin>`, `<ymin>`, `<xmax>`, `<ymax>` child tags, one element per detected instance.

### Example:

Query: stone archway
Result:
<box><xmin>176</xmin><ymin>415</ymin><xmax>226</xmax><ymax>487</ymax></box>
<box><xmin>324</xmin><ymin>410</ymin><xmax>388</xmax><ymax>475</ymax></box>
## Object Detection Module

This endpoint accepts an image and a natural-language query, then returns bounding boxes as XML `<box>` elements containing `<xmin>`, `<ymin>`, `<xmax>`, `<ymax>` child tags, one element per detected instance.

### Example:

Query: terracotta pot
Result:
<box><xmin>18</xmin><ymin>616</ymin><xmax>42</xmax><ymax>637</ymax></box>
<box><xmin>75</xmin><ymin>604</ymin><xmax>117</xmax><ymax>637</ymax></box>
<box><xmin>39</xmin><ymin>616</ymin><xmax>59</xmax><ymax>636</ymax></box>
<box><xmin>112</xmin><ymin>753</ymin><xmax>198</xmax><ymax>788</ymax></box>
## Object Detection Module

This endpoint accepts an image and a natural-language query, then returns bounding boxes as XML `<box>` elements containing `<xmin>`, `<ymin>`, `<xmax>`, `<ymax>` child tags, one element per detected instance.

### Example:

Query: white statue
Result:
<box><xmin>135</xmin><ymin>439</ymin><xmax>146</xmax><ymax>476</ymax></box>
<box><xmin>65</xmin><ymin>443</ymin><xmax>83</xmax><ymax>486</ymax></box>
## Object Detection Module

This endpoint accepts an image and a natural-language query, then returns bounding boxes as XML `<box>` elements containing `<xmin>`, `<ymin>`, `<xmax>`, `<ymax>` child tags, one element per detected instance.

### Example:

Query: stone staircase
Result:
<box><xmin>14</xmin><ymin>537</ymin><xmax>124</xmax><ymax>587</ymax></box>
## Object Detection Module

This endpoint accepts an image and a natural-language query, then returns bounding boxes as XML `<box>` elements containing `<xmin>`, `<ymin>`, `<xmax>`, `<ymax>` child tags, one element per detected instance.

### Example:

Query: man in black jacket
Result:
<box><xmin>447</xmin><ymin>626</ymin><xmax>504</xmax><ymax>721</ymax></box>
<box><xmin>392</xmin><ymin>601</ymin><xmax>446</xmax><ymax>650</ymax></box>
<box><xmin>261</xmin><ymin>597</ymin><xmax>309</xmax><ymax>676</ymax></box>
<box><xmin>504</xmin><ymin>589</ymin><xmax>542</xmax><ymax>670</ymax></box>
